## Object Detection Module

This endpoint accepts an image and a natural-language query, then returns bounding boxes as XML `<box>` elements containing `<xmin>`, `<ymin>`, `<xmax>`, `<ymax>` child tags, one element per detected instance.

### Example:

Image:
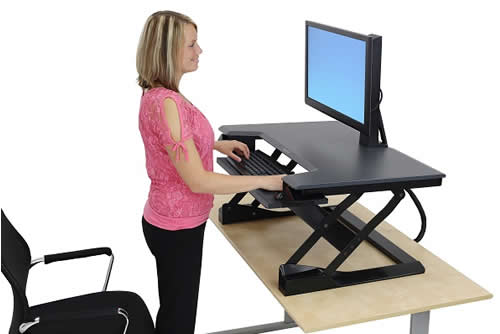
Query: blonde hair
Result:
<box><xmin>136</xmin><ymin>11</ymin><xmax>197</xmax><ymax>93</ymax></box>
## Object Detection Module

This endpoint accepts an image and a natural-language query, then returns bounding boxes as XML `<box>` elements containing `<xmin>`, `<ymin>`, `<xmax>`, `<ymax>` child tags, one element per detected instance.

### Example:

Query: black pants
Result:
<box><xmin>142</xmin><ymin>217</ymin><xmax>206</xmax><ymax>334</ymax></box>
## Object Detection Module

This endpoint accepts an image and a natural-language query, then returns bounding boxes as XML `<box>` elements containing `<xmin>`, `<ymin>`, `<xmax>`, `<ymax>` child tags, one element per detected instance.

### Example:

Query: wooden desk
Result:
<box><xmin>207</xmin><ymin>194</ymin><xmax>492</xmax><ymax>333</ymax></box>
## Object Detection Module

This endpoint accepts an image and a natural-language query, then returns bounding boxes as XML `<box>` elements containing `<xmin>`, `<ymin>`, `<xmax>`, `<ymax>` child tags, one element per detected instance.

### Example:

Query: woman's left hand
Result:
<box><xmin>214</xmin><ymin>140</ymin><xmax>250</xmax><ymax>162</ymax></box>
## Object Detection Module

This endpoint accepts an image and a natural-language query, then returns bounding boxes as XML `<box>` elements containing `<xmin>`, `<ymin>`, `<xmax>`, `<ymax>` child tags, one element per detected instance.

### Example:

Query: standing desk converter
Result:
<box><xmin>209</xmin><ymin>121</ymin><xmax>492</xmax><ymax>333</ymax></box>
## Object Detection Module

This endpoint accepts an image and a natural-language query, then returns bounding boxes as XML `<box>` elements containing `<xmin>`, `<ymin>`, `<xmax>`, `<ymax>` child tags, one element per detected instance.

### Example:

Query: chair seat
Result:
<box><xmin>27</xmin><ymin>291</ymin><xmax>154</xmax><ymax>334</ymax></box>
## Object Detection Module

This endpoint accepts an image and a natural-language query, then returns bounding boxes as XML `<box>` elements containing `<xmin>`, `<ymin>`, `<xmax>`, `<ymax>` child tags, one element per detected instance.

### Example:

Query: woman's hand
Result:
<box><xmin>214</xmin><ymin>140</ymin><xmax>250</xmax><ymax>162</ymax></box>
<box><xmin>260</xmin><ymin>174</ymin><xmax>286</xmax><ymax>191</ymax></box>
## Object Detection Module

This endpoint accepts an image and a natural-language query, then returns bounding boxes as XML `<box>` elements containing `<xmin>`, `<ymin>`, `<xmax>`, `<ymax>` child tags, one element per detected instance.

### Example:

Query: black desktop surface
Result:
<box><xmin>219</xmin><ymin>121</ymin><xmax>445</xmax><ymax>195</ymax></box>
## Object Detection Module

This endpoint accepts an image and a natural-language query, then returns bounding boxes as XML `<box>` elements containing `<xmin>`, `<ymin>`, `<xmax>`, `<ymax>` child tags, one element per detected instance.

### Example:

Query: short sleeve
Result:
<box><xmin>155</xmin><ymin>92</ymin><xmax>194</xmax><ymax>162</ymax></box>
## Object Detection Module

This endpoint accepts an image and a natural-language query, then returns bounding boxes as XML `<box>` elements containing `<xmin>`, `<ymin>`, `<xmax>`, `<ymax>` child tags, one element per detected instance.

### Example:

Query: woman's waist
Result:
<box><xmin>145</xmin><ymin>195</ymin><xmax>214</xmax><ymax>219</ymax></box>
<box><xmin>143</xmin><ymin>199</ymin><xmax>212</xmax><ymax>229</ymax></box>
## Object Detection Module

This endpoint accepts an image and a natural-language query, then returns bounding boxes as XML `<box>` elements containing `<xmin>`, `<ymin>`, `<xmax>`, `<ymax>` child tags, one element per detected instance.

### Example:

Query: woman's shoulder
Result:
<box><xmin>144</xmin><ymin>87</ymin><xmax>197</xmax><ymax>119</ymax></box>
<box><xmin>144</xmin><ymin>87</ymin><xmax>185</xmax><ymax>109</ymax></box>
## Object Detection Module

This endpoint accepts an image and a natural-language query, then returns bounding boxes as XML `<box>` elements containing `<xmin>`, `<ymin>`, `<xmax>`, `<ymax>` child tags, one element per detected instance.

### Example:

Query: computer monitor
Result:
<box><xmin>305</xmin><ymin>21</ymin><xmax>386</xmax><ymax>147</ymax></box>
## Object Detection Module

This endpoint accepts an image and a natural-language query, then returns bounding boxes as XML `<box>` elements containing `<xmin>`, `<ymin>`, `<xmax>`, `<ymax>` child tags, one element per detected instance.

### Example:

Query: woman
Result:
<box><xmin>136</xmin><ymin>11</ymin><xmax>284</xmax><ymax>334</ymax></box>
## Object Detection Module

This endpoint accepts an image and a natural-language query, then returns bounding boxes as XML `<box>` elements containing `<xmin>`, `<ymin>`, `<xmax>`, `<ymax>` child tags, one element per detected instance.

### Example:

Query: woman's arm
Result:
<box><xmin>162</xmin><ymin>98</ymin><xmax>283</xmax><ymax>194</ymax></box>
<box><xmin>213</xmin><ymin>140</ymin><xmax>223</xmax><ymax>152</ymax></box>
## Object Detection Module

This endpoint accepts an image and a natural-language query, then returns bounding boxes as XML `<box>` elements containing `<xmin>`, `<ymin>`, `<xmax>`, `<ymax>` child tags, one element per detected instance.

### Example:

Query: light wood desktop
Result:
<box><xmin>208</xmin><ymin>193</ymin><xmax>492</xmax><ymax>333</ymax></box>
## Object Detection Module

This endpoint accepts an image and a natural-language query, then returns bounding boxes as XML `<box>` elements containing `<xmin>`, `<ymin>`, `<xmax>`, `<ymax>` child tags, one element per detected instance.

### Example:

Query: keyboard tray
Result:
<box><xmin>217</xmin><ymin>157</ymin><xmax>327</xmax><ymax>209</ymax></box>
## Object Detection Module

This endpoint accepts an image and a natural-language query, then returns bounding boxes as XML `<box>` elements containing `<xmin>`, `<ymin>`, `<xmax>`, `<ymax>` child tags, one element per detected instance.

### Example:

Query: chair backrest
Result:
<box><xmin>1</xmin><ymin>210</ymin><xmax>31</xmax><ymax>334</ymax></box>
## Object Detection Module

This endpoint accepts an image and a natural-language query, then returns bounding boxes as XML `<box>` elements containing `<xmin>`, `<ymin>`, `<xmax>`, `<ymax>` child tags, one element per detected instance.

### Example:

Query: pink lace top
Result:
<box><xmin>139</xmin><ymin>87</ymin><xmax>215</xmax><ymax>230</ymax></box>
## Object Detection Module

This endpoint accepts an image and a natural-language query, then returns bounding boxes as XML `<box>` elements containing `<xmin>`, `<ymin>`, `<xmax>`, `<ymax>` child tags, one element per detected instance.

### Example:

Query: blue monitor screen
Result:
<box><xmin>307</xmin><ymin>26</ymin><xmax>366</xmax><ymax>124</ymax></box>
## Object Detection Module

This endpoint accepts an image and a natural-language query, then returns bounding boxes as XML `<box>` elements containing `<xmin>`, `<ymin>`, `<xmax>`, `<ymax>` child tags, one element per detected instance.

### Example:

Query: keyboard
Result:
<box><xmin>225</xmin><ymin>150</ymin><xmax>290</xmax><ymax>176</ymax></box>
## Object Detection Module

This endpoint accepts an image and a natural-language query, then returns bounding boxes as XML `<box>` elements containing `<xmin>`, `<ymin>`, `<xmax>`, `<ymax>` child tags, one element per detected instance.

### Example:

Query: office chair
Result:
<box><xmin>1</xmin><ymin>209</ymin><xmax>154</xmax><ymax>334</ymax></box>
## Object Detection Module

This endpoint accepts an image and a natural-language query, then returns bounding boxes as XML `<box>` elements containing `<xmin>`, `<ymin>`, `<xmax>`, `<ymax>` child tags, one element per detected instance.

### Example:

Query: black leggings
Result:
<box><xmin>142</xmin><ymin>217</ymin><xmax>206</xmax><ymax>334</ymax></box>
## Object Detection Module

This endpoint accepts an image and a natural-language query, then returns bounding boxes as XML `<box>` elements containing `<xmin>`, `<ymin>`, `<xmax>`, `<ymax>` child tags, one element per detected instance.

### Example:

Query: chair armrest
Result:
<box><xmin>44</xmin><ymin>247</ymin><xmax>112</xmax><ymax>264</ymax></box>
<box><xmin>20</xmin><ymin>307</ymin><xmax>129</xmax><ymax>334</ymax></box>
<box><xmin>31</xmin><ymin>247</ymin><xmax>115</xmax><ymax>291</ymax></box>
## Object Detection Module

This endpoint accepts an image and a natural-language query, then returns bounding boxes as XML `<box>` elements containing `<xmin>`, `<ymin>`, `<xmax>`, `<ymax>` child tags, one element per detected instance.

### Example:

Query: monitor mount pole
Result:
<box><xmin>359</xmin><ymin>34</ymin><xmax>387</xmax><ymax>148</ymax></box>
<box><xmin>359</xmin><ymin>106</ymin><xmax>387</xmax><ymax>147</ymax></box>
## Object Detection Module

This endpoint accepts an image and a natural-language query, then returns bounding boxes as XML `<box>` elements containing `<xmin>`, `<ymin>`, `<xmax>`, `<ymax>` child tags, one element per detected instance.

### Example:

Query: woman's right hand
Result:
<box><xmin>260</xmin><ymin>174</ymin><xmax>286</xmax><ymax>191</ymax></box>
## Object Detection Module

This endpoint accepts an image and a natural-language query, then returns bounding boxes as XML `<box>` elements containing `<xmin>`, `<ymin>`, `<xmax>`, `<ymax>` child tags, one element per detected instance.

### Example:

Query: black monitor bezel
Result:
<box><xmin>305</xmin><ymin>21</ymin><xmax>373</xmax><ymax>135</ymax></box>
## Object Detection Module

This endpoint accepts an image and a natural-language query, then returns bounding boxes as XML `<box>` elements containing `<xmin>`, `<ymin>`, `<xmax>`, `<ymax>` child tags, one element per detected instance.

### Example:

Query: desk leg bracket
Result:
<box><xmin>411</xmin><ymin>311</ymin><xmax>430</xmax><ymax>334</ymax></box>
<box><xmin>207</xmin><ymin>311</ymin><xmax>430</xmax><ymax>334</ymax></box>
<box><xmin>206</xmin><ymin>311</ymin><xmax>297</xmax><ymax>334</ymax></box>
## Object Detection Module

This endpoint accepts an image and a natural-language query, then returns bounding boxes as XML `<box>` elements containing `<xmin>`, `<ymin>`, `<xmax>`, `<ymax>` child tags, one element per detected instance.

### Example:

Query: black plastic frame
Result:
<box><xmin>305</xmin><ymin>21</ymin><xmax>381</xmax><ymax>139</ymax></box>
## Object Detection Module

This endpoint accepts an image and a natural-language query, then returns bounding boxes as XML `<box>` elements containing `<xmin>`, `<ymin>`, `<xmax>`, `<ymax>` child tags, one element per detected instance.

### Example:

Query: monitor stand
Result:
<box><xmin>359</xmin><ymin>107</ymin><xmax>387</xmax><ymax>147</ymax></box>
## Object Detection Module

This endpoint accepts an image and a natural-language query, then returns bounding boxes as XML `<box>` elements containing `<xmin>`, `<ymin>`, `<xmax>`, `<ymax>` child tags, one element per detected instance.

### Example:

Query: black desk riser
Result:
<box><xmin>217</xmin><ymin>121</ymin><xmax>445</xmax><ymax>296</ymax></box>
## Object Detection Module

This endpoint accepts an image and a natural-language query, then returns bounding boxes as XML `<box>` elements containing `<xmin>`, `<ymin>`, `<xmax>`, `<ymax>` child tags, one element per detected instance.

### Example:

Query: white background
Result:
<box><xmin>1</xmin><ymin>0</ymin><xmax>498</xmax><ymax>333</ymax></box>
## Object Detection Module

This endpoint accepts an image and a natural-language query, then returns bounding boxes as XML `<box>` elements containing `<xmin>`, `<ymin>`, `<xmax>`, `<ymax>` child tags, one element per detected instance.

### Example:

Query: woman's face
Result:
<box><xmin>180</xmin><ymin>23</ymin><xmax>202</xmax><ymax>74</ymax></box>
